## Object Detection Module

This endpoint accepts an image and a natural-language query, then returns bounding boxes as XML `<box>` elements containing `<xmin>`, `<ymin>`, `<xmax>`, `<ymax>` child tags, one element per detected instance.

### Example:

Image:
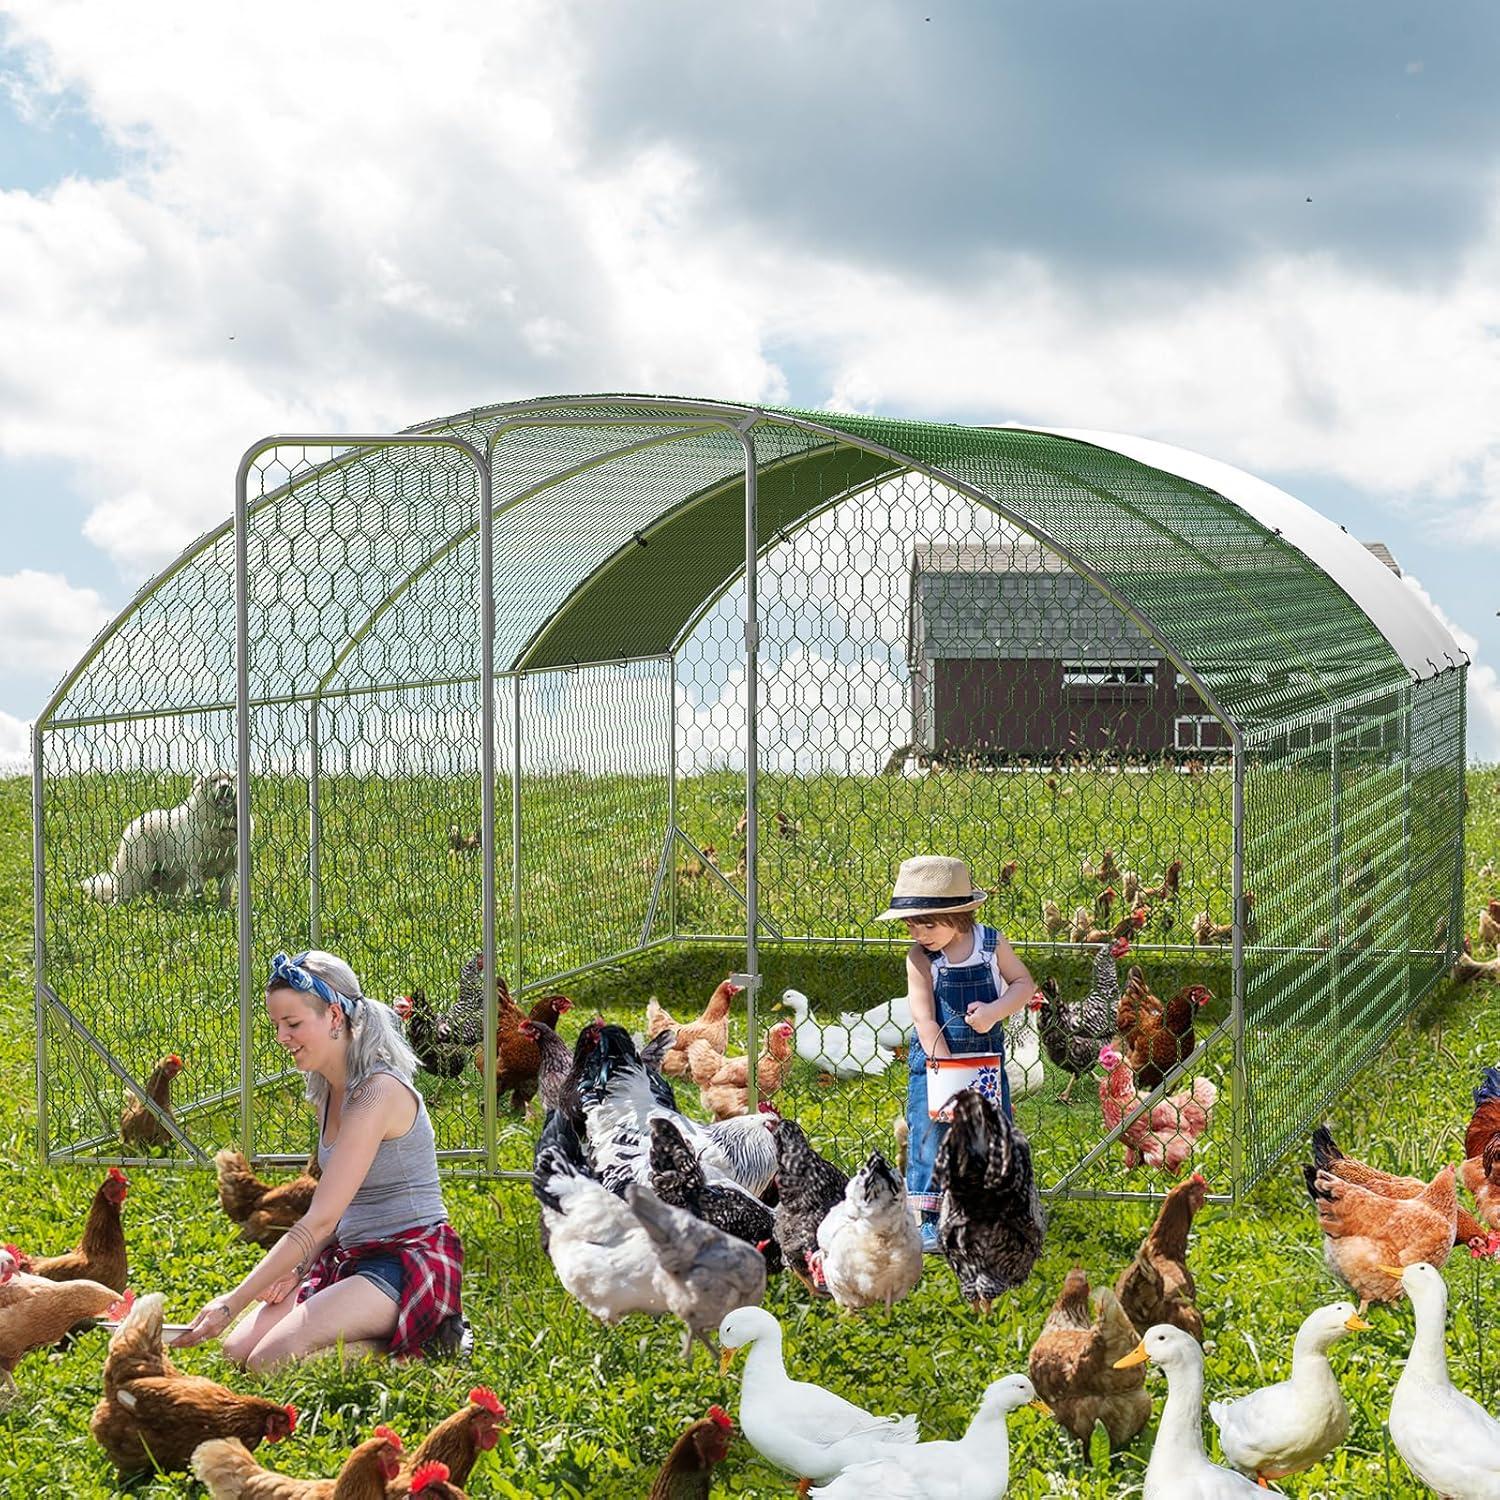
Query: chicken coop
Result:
<box><xmin>32</xmin><ymin>395</ymin><xmax>1467</xmax><ymax>1204</ymax></box>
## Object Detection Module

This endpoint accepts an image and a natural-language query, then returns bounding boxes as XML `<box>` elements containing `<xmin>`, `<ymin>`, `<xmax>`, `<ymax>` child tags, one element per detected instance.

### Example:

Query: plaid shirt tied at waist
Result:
<box><xmin>297</xmin><ymin>1220</ymin><xmax>463</xmax><ymax>1360</ymax></box>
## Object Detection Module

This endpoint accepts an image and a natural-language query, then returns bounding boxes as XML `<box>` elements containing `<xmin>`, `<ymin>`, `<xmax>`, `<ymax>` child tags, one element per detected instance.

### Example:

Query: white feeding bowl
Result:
<box><xmin>925</xmin><ymin>1055</ymin><xmax>1005</xmax><ymax>1120</ymax></box>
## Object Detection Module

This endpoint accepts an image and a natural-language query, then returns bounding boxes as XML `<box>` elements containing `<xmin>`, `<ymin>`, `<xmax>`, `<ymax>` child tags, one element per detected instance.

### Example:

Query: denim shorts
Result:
<box><xmin>352</xmin><ymin>1251</ymin><xmax>404</xmax><ymax>1302</ymax></box>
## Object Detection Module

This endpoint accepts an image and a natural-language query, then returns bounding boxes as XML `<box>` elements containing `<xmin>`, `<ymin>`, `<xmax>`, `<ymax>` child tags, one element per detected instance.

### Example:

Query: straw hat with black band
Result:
<box><xmin>875</xmin><ymin>856</ymin><xmax>988</xmax><ymax>922</ymax></box>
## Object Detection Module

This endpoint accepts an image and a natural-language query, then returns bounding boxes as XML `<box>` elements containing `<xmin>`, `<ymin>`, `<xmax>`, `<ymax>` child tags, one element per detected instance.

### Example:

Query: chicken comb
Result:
<box><xmin>282</xmin><ymin>1404</ymin><xmax>299</xmax><ymax>1432</ymax></box>
<box><xmin>468</xmin><ymin>1386</ymin><xmax>503</xmax><ymax>1416</ymax></box>
<box><xmin>2</xmin><ymin>1243</ymin><xmax>21</xmax><ymax>1261</ymax></box>
<box><xmin>107</xmin><ymin>1166</ymin><xmax>129</xmax><ymax>1184</ymax></box>
<box><xmin>105</xmin><ymin>1290</ymin><xmax>135</xmax><ymax>1320</ymax></box>
<box><xmin>1189</xmin><ymin>1172</ymin><xmax>1207</xmax><ymax>1187</ymax></box>
<box><xmin>410</xmin><ymin>1461</ymin><xmax>451</xmax><ymax>1493</ymax></box>
<box><xmin>707</xmin><ymin>1405</ymin><xmax>733</xmax><ymax>1431</ymax></box>
<box><xmin>373</xmin><ymin>1424</ymin><xmax>403</xmax><ymax>1450</ymax></box>
<box><xmin>167</xmin><ymin>1053</ymin><xmax>183</xmax><ymax>1068</ymax></box>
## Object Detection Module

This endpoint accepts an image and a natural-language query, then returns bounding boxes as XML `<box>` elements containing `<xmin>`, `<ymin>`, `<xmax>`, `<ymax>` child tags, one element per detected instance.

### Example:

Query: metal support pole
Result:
<box><xmin>233</xmin><ymin>454</ymin><xmax>256</xmax><ymax>1157</ymax></box>
<box><xmin>511</xmin><ymin>671</ymin><xmax>525</xmax><ymax>999</ymax></box>
<box><xmin>1329</xmin><ymin>711</ymin><xmax>1343</xmax><ymax>1026</ymax></box>
<box><xmin>668</xmin><ymin>655</ymin><xmax>679</xmax><ymax>943</ymax></box>
<box><xmin>739</xmin><ymin>420</ymin><xmax>760</xmax><ymax>1106</ymax></box>
<box><xmin>1400</xmin><ymin>684</ymin><xmax>1413</xmax><ymax>1007</ymax></box>
<box><xmin>307</xmin><ymin>699</ymin><xmax>322</xmax><ymax>947</ymax></box>
<box><xmin>479</xmin><ymin>462</ymin><xmax>499</xmax><ymax>1174</ymax></box>
<box><xmin>31</xmin><ymin>722</ymin><xmax>49</xmax><ymax>1163</ymax></box>
<box><xmin>1229</xmin><ymin>730</ymin><xmax>1245</xmax><ymax>1204</ymax></box>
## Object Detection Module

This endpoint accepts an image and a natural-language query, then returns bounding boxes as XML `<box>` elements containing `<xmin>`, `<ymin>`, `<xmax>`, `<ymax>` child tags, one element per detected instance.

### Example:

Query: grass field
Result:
<box><xmin>3</xmin><ymin>766</ymin><xmax>1499</xmax><ymax>1495</ymax></box>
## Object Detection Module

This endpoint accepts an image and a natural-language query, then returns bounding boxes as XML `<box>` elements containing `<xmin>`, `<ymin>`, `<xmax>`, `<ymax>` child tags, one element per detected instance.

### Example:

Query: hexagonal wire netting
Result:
<box><xmin>33</xmin><ymin>397</ymin><xmax>1466</xmax><ymax>1204</ymax></box>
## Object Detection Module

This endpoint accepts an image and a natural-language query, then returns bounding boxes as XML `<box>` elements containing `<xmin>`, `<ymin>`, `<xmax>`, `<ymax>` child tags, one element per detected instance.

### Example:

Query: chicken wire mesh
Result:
<box><xmin>32</xmin><ymin>397</ymin><xmax>1466</xmax><ymax>1205</ymax></box>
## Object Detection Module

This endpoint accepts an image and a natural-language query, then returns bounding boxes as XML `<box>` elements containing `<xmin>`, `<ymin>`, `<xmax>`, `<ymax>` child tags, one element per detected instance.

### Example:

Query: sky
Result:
<box><xmin>1</xmin><ymin>0</ymin><xmax>1498</xmax><ymax>769</ymax></box>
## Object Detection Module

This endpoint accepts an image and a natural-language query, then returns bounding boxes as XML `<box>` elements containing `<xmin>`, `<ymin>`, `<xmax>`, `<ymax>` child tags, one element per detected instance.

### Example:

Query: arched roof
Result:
<box><xmin>44</xmin><ymin>394</ymin><xmax>1460</xmax><ymax>734</ymax></box>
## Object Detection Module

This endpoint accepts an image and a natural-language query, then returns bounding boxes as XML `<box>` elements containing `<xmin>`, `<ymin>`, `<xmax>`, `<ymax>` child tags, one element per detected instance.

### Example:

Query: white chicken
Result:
<box><xmin>811</xmin><ymin>1151</ymin><xmax>921</xmax><ymax>1312</ymax></box>
<box><xmin>532</xmin><ymin>1147</ymin><xmax>671</xmax><ymax>1325</ymax></box>
<box><xmin>1003</xmin><ymin>998</ymin><xmax>1046</xmax><ymax>1100</ymax></box>
<box><xmin>781</xmin><ymin>989</ymin><xmax>902</xmax><ymax>1080</ymax></box>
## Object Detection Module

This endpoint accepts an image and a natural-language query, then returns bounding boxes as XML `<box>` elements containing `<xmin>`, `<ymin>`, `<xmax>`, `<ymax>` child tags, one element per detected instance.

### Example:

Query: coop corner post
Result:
<box><xmin>307</xmin><ymin>699</ymin><xmax>322</xmax><ymax>948</ymax></box>
<box><xmin>1229</xmin><ymin>724</ymin><xmax>1246</xmax><ymax>1205</ymax></box>
<box><xmin>234</xmin><ymin>443</ymin><xmax>260</xmax><ymax>1157</ymax></box>
<box><xmin>736</xmin><ymin>417</ymin><xmax>762</xmax><ymax>1106</ymax></box>
<box><xmin>479</xmin><ymin>440</ymin><xmax>500</xmax><ymax>1175</ymax></box>
<box><xmin>31</xmin><ymin>719</ymin><xmax>49</xmax><ymax>1163</ymax></box>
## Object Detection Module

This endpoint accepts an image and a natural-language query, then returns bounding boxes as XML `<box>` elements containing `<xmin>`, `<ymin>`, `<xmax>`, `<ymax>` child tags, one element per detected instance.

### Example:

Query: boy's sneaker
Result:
<box><xmin>919</xmin><ymin>1219</ymin><xmax>942</xmax><ymax>1255</ymax></box>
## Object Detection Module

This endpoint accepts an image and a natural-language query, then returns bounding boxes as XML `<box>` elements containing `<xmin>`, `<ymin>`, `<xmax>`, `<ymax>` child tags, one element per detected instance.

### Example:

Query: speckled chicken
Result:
<box><xmin>1037</xmin><ymin>939</ymin><xmax>1129</xmax><ymax>1102</ymax></box>
<box><xmin>1028</xmin><ymin>1267</ymin><xmax>1151</xmax><ymax>1449</ymax></box>
<box><xmin>624</xmin><ymin>1183</ymin><xmax>768</xmax><ymax>1361</ymax></box>
<box><xmin>933</xmin><ymin>1089</ymin><xmax>1046</xmax><ymax>1313</ymax></box>
<box><xmin>648</xmin><ymin>1117</ymin><xmax>782</xmax><ymax>1274</ymax></box>
<box><xmin>770</xmin><ymin>1118</ymin><xmax>849</xmax><ymax>1294</ymax></box>
<box><xmin>811</xmin><ymin>1152</ymin><xmax>921</xmax><ymax>1312</ymax></box>
<box><xmin>1114</xmin><ymin>1174</ymin><xmax>1208</xmax><ymax>1341</ymax></box>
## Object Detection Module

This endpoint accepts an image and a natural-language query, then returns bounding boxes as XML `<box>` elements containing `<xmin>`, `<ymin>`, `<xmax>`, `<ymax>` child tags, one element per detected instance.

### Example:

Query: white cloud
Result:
<box><xmin>1403</xmin><ymin>573</ymin><xmax>1500</xmax><ymax>763</ymax></box>
<box><xmin>0</xmin><ymin>569</ymin><xmax>110</xmax><ymax>674</ymax></box>
<box><xmin>0</xmin><ymin>709</ymin><xmax>30</xmax><ymax>772</ymax></box>
<box><xmin>1</xmin><ymin>0</ymin><xmax>1497</xmax><ymax>764</ymax></box>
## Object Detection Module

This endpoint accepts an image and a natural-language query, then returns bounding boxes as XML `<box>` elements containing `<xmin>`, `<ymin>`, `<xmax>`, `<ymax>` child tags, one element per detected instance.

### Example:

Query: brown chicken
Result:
<box><xmin>1140</xmin><ymin>859</ymin><xmax>1182</xmax><ymax>902</ymax></box>
<box><xmin>1455</xmin><ymin>949</ymin><xmax>1500</xmax><ymax>982</ymax></box>
<box><xmin>404</xmin><ymin>1462</ymin><xmax>468</xmax><ymax>1498</ymax></box>
<box><xmin>1479</xmin><ymin>898</ymin><xmax>1500</xmax><ymax>950</ymax></box>
<box><xmin>685</xmin><ymin>1022</ymin><xmax>795</xmax><ymax>1120</ymax></box>
<box><xmin>1041</xmin><ymin>898</ymin><xmax>1068</xmax><ymax>938</ymax></box>
<box><xmin>191</xmin><ymin>1425</ymin><xmax>404</xmax><ymax>1499</ymax></box>
<box><xmin>1466</xmin><ymin>1066</ymin><xmax>1500</xmax><ymax>1162</ymax></box>
<box><xmin>1116</xmin><ymin>969</ymin><xmax>1213</xmax><ymax>1092</ymax></box>
<box><xmin>1463</xmin><ymin>1141</ymin><xmax>1500</xmax><ymax>1235</ymax></box>
<box><xmin>27</xmin><ymin>1166</ymin><xmax>129</xmax><ymax>1290</ymax></box>
<box><xmin>215</xmin><ymin>1150</ymin><xmax>321</xmax><ymax>1246</ymax></box>
<box><xmin>1312</xmin><ymin>1125</ymin><xmax>1487</xmax><ymax>1246</ymax></box>
<box><xmin>645</xmin><ymin>979</ymin><xmax>742</xmax><ymax>1078</ymax></box>
<box><xmin>387</xmin><ymin>1388</ymin><xmax>506</xmax><ymax>1497</ymax></box>
<box><xmin>1303</xmin><ymin>1158</ymin><xmax>1456</xmax><ymax>1312</ymax></box>
<box><xmin>1114</xmin><ymin>1175</ymin><xmax>1208</xmax><ymax>1341</ymax></box>
<box><xmin>1191</xmin><ymin>910</ymin><xmax>1234</xmax><ymax>946</ymax></box>
<box><xmin>1028</xmin><ymin>1268</ymin><xmax>1151</xmax><ymax>1450</ymax></box>
<box><xmin>648</xmin><ymin>1406</ymin><xmax>734</xmax><ymax>1499</ymax></box>
<box><xmin>100</xmin><ymin>1288</ymin><xmax>172</xmax><ymax>1399</ymax></box>
<box><xmin>121</xmin><ymin>1053</ymin><xmax>184</xmax><ymax>1149</ymax></box>
<box><xmin>0</xmin><ymin>1256</ymin><xmax>128</xmax><ymax>1394</ymax></box>
<box><xmin>90</xmin><ymin>1292</ymin><xmax>297</xmax><ymax>1475</ymax></box>
<box><xmin>474</xmin><ymin>991</ymin><xmax>574</xmax><ymax>1112</ymax></box>
<box><xmin>517</xmin><ymin>1018</ymin><xmax>574</xmax><ymax>1113</ymax></box>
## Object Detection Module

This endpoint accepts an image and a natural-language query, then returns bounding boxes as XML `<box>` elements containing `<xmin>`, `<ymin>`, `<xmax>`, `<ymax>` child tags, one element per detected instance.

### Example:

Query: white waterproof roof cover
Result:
<box><xmin>1014</xmin><ymin>425</ymin><xmax>1464</xmax><ymax>681</ymax></box>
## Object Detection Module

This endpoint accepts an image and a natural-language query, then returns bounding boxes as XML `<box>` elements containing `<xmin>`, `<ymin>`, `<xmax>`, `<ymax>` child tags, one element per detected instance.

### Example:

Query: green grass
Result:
<box><xmin>2</xmin><ymin>768</ymin><xmax>1499</xmax><ymax>1494</ymax></box>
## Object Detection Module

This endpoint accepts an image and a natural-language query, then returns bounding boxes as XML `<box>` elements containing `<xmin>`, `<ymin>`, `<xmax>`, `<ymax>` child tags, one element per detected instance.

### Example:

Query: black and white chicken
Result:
<box><xmin>648</xmin><ymin>1117</ymin><xmax>782</xmax><ymax>1273</ymax></box>
<box><xmin>1037</xmin><ymin>937</ymin><xmax>1129</xmax><ymax>1103</ymax></box>
<box><xmin>770</xmin><ymin>1117</ymin><xmax>849</xmax><ymax>1294</ymax></box>
<box><xmin>933</xmin><ymin>1089</ymin><xmax>1046</xmax><ymax>1314</ymax></box>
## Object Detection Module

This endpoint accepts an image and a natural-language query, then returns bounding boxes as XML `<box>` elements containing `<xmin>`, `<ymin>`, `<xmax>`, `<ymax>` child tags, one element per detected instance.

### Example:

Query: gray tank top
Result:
<box><xmin>319</xmin><ymin>1069</ymin><xmax>447</xmax><ymax>1246</ymax></box>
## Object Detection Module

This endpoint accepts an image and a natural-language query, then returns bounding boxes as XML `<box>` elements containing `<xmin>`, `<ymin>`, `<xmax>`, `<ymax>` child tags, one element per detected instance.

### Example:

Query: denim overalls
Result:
<box><xmin>905</xmin><ymin>922</ymin><xmax>1014</xmax><ymax>1216</ymax></box>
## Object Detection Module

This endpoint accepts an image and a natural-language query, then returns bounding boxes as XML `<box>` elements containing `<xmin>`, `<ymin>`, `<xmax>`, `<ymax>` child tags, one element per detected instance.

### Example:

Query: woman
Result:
<box><xmin>176</xmin><ymin>950</ymin><xmax>464</xmax><ymax>1369</ymax></box>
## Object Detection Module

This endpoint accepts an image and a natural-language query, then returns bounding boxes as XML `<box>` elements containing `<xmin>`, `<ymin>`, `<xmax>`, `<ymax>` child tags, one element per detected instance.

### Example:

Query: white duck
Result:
<box><xmin>1115</xmin><ymin>1324</ymin><xmax>1266</xmax><ymax>1498</ymax></box>
<box><xmin>1386</xmin><ymin>1260</ymin><xmax>1500</xmax><ymax>1497</ymax></box>
<box><xmin>1208</xmin><ymin>1301</ymin><xmax>1368</xmax><ymax>1484</ymax></box>
<box><xmin>781</xmin><ymin>989</ymin><xmax>899</xmax><ymax>1079</ymax></box>
<box><xmin>809</xmin><ymin>1374</ymin><xmax>1047</xmax><ymax>1499</ymax></box>
<box><xmin>719</xmin><ymin>1305</ymin><xmax>918</xmax><ymax>1494</ymax></box>
<box><xmin>837</xmin><ymin>994</ymin><xmax>912</xmax><ymax>1050</ymax></box>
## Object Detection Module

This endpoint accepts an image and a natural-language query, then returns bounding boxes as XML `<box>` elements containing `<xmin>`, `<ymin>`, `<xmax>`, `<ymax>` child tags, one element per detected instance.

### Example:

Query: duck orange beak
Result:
<box><xmin>1376</xmin><ymin>1264</ymin><xmax>1406</xmax><ymax>1277</ymax></box>
<box><xmin>1029</xmin><ymin>1399</ymin><xmax>1052</xmax><ymax>1415</ymax></box>
<box><xmin>1345</xmin><ymin>1314</ymin><xmax>1373</xmax><ymax>1332</ymax></box>
<box><xmin>1113</xmin><ymin>1341</ymin><xmax>1149</xmax><ymax>1369</ymax></box>
<box><xmin>719</xmin><ymin>1345</ymin><xmax>739</xmax><ymax>1376</ymax></box>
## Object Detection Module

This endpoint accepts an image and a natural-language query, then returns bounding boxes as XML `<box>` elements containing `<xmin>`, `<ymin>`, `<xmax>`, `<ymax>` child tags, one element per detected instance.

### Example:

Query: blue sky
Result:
<box><xmin>1</xmin><ymin>0</ymin><xmax>1497</xmax><ymax>765</ymax></box>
